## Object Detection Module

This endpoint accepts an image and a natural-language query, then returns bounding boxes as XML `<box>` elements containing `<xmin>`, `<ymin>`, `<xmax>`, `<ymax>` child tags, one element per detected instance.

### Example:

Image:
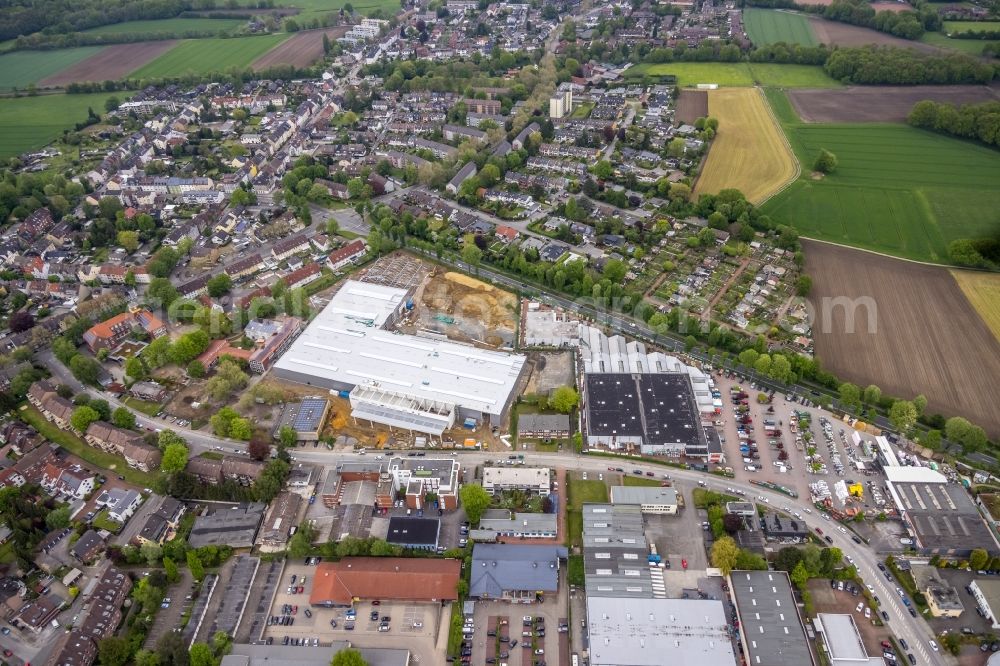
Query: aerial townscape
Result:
<box><xmin>0</xmin><ymin>0</ymin><xmax>1000</xmax><ymax>664</ymax></box>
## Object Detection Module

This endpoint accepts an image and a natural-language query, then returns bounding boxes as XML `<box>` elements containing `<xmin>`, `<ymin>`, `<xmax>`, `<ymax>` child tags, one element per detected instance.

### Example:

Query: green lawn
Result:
<box><xmin>622</xmin><ymin>476</ymin><xmax>662</xmax><ymax>487</ymax></box>
<box><xmin>761</xmin><ymin>90</ymin><xmax>1000</xmax><ymax>263</ymax></box>
<box><xmin>19</xmin><ymin>404</ymin><xmax>160</xmax><ymax>487</ymax></box>
<box><xmin>124</xmin><ymin>396</ymin><xmax>163</xmax><ymax>417</ymax></box>
<box><xmin>92</xmin><ymin>509</ymin><xmax>123</xmax><ymax>533</ymax></box>
<box><xmin>624</xmin><ymin>61</ymin><xmax>838</xmax><ymax>88</ymax></box>
<box><xmin>129</xmin><ymin>34</ymin><xmax>290</xmax><ymax>78</ymax></box>
<box><xmin>745</xmin><ymin>8</ymin><xmax>818</xmax><ymax>46</ymax></box>
<box><xmin>566</xmin><ymin>477</ymin><xmax>608</xmax><ymax>548</ymax></box>
<box><xmin>919</xmin><ymin>31</ymin><xmax>996</xmax><ymax>56</ymax></box>
<box><xmin>943</xmin><ymin>20</ymin><xmax>1000</xmax><ymax>33</ymax></box>
<box><xmin>84</xmin><ymin>18</ymin><xmax>247</xmax><ymax>36</ymax></box>
<box><xmin>0</xmin><ymin>92</ymin><xmax>120</xmax><ymax>159</ymax></box>
<box><xmin>0</xmin><ymin>47</ymin><xmax>103</xmax><ymax>90</ymax></box>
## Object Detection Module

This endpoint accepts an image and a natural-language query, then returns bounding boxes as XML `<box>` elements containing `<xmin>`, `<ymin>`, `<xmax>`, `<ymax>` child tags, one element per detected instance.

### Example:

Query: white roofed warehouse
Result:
<box><xmin>271</xmin><ymin>280</ymin><xmax>527</xmax><ymax>437</ymax></box>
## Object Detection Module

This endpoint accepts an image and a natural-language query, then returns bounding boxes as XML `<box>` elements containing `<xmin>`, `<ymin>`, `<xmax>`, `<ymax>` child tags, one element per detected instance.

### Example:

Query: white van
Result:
<box><xmin>744</xmin><ymin>465</ymin><xmax>757</xmax><ymax>472</ymax></box>
<box><xmin>743</xmin><ymin>457</ymin><xmax>752</xmax><ymax>464</ymax></box>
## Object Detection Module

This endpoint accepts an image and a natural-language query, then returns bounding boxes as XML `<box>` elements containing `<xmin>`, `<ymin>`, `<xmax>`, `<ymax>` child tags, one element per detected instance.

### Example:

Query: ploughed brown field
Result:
<box><xmin>38</xmin><ymin>41</ymin><xmax>178</xmax><ymax>86</ymax></box>
<box><xmin>788</xmin><ymin>85</ymin><xmax>1000</xmax><ymax>123</ymax></box>
<box><xmin>252</xmin><ymin>27</ymin><xmax>347</xmax><ymax>70</ymax></box>
<box><xmin>804</xmin><ymin>239</ymin><xmax>1000</xmax><ymax>438</ymax></box>
<box><xmin>675</xmin><ymin>89</ymin><xmax>708</xmax><ymax>124</ymax></box>
<box><xmin>808</xmin><ymin>17</ymin><xmax>940</xmax><ymax>51</ymax></box>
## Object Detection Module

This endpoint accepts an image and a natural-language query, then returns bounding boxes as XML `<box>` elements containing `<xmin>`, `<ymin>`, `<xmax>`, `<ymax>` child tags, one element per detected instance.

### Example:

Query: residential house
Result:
<box><xmin>186</xmin><ymin>457</ymin><xmax>223</xmax><ymax>485</ymax></box>
<box><xmin>123</xmin><ymin>441</ymin><xmax>161</xmax><ymax>472</ymax></box>
<box><xmin>495</xmin><ymin>225</ymin><xmax>520</xmax><ymax>243</ymax></box>
<box><xmin>327</xmin><ymin>239</ymin><xmax>368</xmax><ymax>271</ymax></box>
<box><xmin>11</xmin><ymin>594</ymin><xmax>62</xmax><ymax>634</ymax></box>
<box><xmin>221</xmin><ymin>456</ymin><xmax>265</xmax><ymax>485</ymax></box>
<box><xmin>82</xmin><ymin>310</ymin><xmax>165</xmax><ymax>353</ymax></box>
<box><xmin>84</xmin><ymin>421</ymin><xmax>141</xmax><ymax>454</ymax></box>
<box><xmin>283</xmin><ymin>263</ymin><xmax>322</xmax><ymax>290</ymax></box>
<box><xmin>47</xmin><ymin>630</ymin><xmax>98</xmax><ymax>666</ymax></box>
<box><xmin>95</xmin><ymin>488</ymin><xmax>142</xmax><ymax>523</ymax></box>
<box><xmin>71</xmin><ymin>530</ymin><xmax>105</xmax><ymax>564</ymax></box>
<box><xmin>271</xmin><ymin>235</ymin><xmax>310</xmax><ymax>261</ymax></box>
<box><xmin>447</xmin><ymin>162</ymin><xmax>477</xmax><ymax>194</ymax></box>
<box><xmin>28</xmin><ymin>380</ymin><xmax>75</xmax><ymax>428</ymax></box>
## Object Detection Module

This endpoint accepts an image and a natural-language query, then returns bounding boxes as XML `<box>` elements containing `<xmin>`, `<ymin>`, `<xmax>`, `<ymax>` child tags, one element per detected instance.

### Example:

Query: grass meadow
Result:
<box><xmin>0</xmin><ymin>92</ymin><xmax>115</xmax><ymax>158</ymax></box>
<box><xmin>744</xmin><ymin>8</ymin><xmax>818</xmax><ymax>46</ymax></box>
<box><xmin>624</xmin><ymin>61</ymin><xmax>839</xmax><ymax>87</ymax></box>
<box><xmin>761</xmin><ymin>89</ymin><xmax>1000</xmax><ymax>263</ymax></box>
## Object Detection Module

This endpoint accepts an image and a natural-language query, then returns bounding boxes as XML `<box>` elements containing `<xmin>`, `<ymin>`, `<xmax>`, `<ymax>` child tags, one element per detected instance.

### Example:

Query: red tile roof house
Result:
<box><xmin>496</xmin><ymin>225</ymin><xmax>520</xmax><ymax>243</ymax></box>
<box><xmin>326</xmin><ymin>239</ymin><xmax>368</xmax><ymax>271</ymax></box>
<box><xmin>82</xmin><ymin>310</ymin><xmax>166</xmax><ymax>353</ymax></box>
<box><xmin>309</xmin><ymin>558</ymin><xmax>461</xmax><ymax>607</ymax></box>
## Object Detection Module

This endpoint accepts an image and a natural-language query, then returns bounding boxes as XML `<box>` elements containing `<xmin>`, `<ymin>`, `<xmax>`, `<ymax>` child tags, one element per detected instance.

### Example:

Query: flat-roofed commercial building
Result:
<box><xmin>730</xmin><ymin>570</ymin><xmax>814</xmax><ymax>666</ymax></box>
<box><xmin>583</xmin><ymin>503</ymin><xmax>652</xmax><ymax>598</ymax></box>
<box><xmin>271</xmin><ymin>280</ymin><xmax>527</xmax><ymax>437</ymax></box>
<box><xmin>482</xmin><ymin>466</ymin><xmax>551</xmax><ymax>497</ymax></box>
<box><xmin>811</xmin><ymin>613</ymin><xmax>884</xmax><ymax>665</ymax></box>
<box><xmin>586</xmin><ymin>596</ymin><xmax>737</xmax><ymax>666</ymax></box>
<box><xmin>609</xmin><ymin>486</ymin><xmax>679</xmax><ymax>515</ymax></box>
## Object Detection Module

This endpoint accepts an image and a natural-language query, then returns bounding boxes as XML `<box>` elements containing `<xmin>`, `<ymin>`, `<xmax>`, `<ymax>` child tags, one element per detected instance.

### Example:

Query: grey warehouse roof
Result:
<box><xmin>586</xmin><ymin>596</ymin><xmax>737</xmax><ymax>666</ymax></box>
<box><xmin>272</xmin><ymin>280</ymin><xmax>526</xmax><ymax>417</ymax></box>
<box><xmin>470</xmin><ymin>544</ymin><xmax>567</xmax><ymax>598</ymax></box>
<box><xmin>609</xmin><ymin>486</ymin><xmax>678</xmax><ymax>506</ymax></box>
<box><xmin>730</xmin><ymin>570</ymin><xmax>813</xmax><ymax>666</ymax></box>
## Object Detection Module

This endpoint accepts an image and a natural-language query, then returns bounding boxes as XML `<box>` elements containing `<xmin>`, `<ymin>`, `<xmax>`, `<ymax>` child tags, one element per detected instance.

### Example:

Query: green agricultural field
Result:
<box><xmin>744</xmin><ymin>8</ymin><xmax>817</xmax><ymax>46</ymax></box>
<box><xmin>279</xmin><ymin>0</ymin><xmax>400</xmax><ymax>17</ymax></box>
<box><xmin>130</xmin><ymin>34</ymin><xmax>289</xmax><ymax>78</ymax></box>
<box><xmin>0</xmin><ymin>92</ymin><xmax>117</xmax><ymax>159</ymax></box>
<box><xmin>748</xmin><ymin>63</ymin><xmax>839</xmax><ymax>87</ymax></box>
<box><xmin>761</xmin><ymin>90</ymin><xmax>1000</xmax><ymax>263</ymax></box>
<box><xmin>84</xmin><ymin>18</ymin><xmax>247</xmax><ymax>36</ymax></box>
<box><xmin>624</xmin><ymin>62</ymin><xmax>838</xmax><ymax>88</ymax></box>
<box><xmin>919</xmin><ymin>31</ymin><xmax>997</xmax><ymax>56</ymax></box>
<box><xmin>0</xmin><ymin>47</ymin><xmax>103</xmax><ymax>90</ymax></box>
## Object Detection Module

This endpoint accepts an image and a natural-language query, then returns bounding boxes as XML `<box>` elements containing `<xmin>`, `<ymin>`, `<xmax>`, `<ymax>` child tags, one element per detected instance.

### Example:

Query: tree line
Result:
<box><xmin>0</xmin><ymin>0</ymin><xmax>279</xmax><ymax>42</ymax></box>
<box><xmin>908</xmin><ymin>99</ymin><xmax>1000</xmax><ymax>148</ymax></box>
<box><xmin>824</xmin><ymin>45</ymin><xmax>997</xmax><ymax>84</ymax></box>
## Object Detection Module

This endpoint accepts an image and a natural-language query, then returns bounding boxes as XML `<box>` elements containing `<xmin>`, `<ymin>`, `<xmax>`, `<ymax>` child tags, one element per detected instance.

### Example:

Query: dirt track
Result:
<box><xmin>788</xmin><ymin>85</ymin><xmax>1000</xmax><ymax>123</ymax></box>
<box><xmin>675</xmin><ymin>89</ymin><xmax>708</xmax><ymax>124</ymax></box>
<box><xmin>39</xmin><ymin>41</ymin><xmax>178</xmax><ymax>86</ymax></box>
<box><xmin>804</xmin><ymin>239</ymin><xmax>1000</xmax><ymax>437</ymax></box>
<box><xmin>252</xmin><ymin>27</ymin><xmax>346</xmax><ymax>70</ymax></box>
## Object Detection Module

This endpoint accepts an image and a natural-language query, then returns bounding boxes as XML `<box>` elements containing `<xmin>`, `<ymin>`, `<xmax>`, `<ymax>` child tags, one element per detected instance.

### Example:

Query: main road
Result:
<box><xmin>283</xmin><ymin>446</ymin><xmax>951</xmax><ymax>666</ymax></box>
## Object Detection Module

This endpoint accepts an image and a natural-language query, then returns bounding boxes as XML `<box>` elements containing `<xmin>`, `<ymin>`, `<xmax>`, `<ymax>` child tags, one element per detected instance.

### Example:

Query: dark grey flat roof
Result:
<box><xmin>730</xmin><ymin>570</ymin><xmax>814</xmax><ymax>666</ymax></box>
<box><xmin>386</xmin><ymin>516</ymin><xmax>440</xmax><ymax>546</ymax></box>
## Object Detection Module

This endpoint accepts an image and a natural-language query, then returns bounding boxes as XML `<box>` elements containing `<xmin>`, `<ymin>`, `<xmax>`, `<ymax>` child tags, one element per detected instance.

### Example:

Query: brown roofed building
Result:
<box><xmin>186</xmin><ymin>457</ymin><xmax>223</xmax><ymax>484</ymax></box>
<box><xmin>123</xmin><ymin>441</ymin><xmax>162</xmax><ymax>472</ymax></box>
<box><xmin>28</xmin><ymin>380</ymin><xmax>75</xmax><ymax>428</ymax></box>
<box><xmin>309</xmin><ymin>557</ymin><xmax>461</xmax><ymax>607</ymax></box>
<box><xmin>11</xmin><ymin>594</ymin><xmax>62</xmax><ymax>634</ymax></box>
<box><xmin>82</xmin><ymin>309</ymin><xmax>166</xmax><ymax>352</ymax></box>
<box><xmin>248</xmin><ymin>317</ymin><xmax>301</xmax><ymax>374</ymax></box>
<box><xmin>46</xmin><ymin>629</ymin><xmax>97</xmax><ymax>666</ymax></box>
<box><xmin>84</xmin><ymin>421</ymin><xmax>141</xmax><ymax>454</ymax></box>
<box><xmin>283</xmin><ymin>263</ymin><xmax>322</xmax><ymax>290</ymax></box>
<box><xmin>221</xmin><ymin>456</ymin><xmax>266</xmax><ymax>485</ymax></box>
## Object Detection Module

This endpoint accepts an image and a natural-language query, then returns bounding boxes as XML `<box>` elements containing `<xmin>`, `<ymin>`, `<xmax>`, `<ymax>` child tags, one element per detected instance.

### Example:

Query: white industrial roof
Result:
<box><xmin>586</xmin><ymin>596</ymin><xmax>737</xmax><ymax>666</ymax></box>
<box><xmin>884</xmin><ymin>466</ymin><xmax>947</xmax><ymax>484</ymax></box>
<box><xmin>272</xmin><ymin>280</ymin><xmax>526</xmax><ymax>416</ymax></box>
<box><xmin>813</xmin><ymin>614</ymin><xmax>883</xmax><ymax>665</ymax></box>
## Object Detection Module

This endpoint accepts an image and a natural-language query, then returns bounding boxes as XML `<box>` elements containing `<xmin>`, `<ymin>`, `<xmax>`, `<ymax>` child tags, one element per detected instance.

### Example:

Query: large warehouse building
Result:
<box><xmin>583</xmin><ymin>372</ymin><xmax>722</xmax><ymax>460</ymax></box>
<box><xmin>271</xmin><ymin>280</ymin><xmax>527</xmax><ymax>436</ymax></box>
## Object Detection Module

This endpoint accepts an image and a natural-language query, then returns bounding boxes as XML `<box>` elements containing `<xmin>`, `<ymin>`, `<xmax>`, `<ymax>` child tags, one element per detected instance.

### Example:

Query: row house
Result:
<box><xmin>413</xmin><ymin>137</ymin><xmax>458</xmax><ymax>160</ymax></box>
<box><xmin>271</xmin><ymin>235</ymin><xmax>310</xmax><ymax>261</ymax></box>
<box><xmin>47</xmin><ymin>630</ymin><xmax>97</xmax><ymax>666</ymax></box>
<box><xmin>28</xmin><ymin>380</ymin><xmax>75</xmax><ymax>428</ymax></box>
<box><xmin>225</xmin><ymin>253</ymin><xmax>264</xmax><ymax>281</ymax></box>
<box><xmin>283</xmin><ymin>263</ymin><xmax>322</xmax><ymax>290</ymax></box>
<box><xmin>526</xmin><ymin>157</ymin><xmax>587</xmax><ymax>177</ymax></box>
<box><xmin>123</xmin><ymin>441</ymin><xmax>162</xmax><ymax>473</ymax></box>
<box><xmin>248</xmin><ymin>317</ymin><xmax>301</xmax><ymax>374</ymax></box>
<box><xmin>0</xmin><ymin>420</ymin><xmax>41</xmax><ymax>456</ymax></box>
<box><xmin>84</xmin><ymin>421</ymin><xmax>142</xmax><ymax>454</ymax></box>
<box><xmin>315</xmin><ymin>178</ymin><xmax>350</xmax><ymax>200</ymax></box>
<box><xmin>381</xmin><ymin>149</ymin><xmax>430</xmax><ymax>170</ymax></box>
<box><xmin>178</xmin><ymin>274</ymin><xmax>210</xmax><ymax>298</ymax></box>
<box><xmin>442</xmin><ymin>124</ymin><xmax>487</xmax><ymax>143</ymax></box>
<box><xmin>327</xmin><ymin>239</ymin><xmax>368</xmax><ymax>271</ymax></box>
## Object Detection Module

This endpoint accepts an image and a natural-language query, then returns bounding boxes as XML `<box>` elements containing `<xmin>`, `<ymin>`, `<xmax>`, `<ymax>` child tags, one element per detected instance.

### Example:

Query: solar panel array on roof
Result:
<box><xmin>292</xmin><ymin>398</ymin><xmax>329</xmax><ymax>432</ymax></box>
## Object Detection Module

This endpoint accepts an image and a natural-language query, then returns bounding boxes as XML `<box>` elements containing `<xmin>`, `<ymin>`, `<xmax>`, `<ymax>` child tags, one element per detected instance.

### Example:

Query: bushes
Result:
<box><xmin>908</xmin><ymin>99</ymin><xmax>1000</xmax><ymax>149</ymax></box>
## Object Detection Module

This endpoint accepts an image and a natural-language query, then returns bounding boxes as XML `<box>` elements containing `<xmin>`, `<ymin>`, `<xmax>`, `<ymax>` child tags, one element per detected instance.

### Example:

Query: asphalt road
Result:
<box><xmin>281</xmin><ymin>447</ymin><xmax>951</xmax><ymax>666</ymax></box>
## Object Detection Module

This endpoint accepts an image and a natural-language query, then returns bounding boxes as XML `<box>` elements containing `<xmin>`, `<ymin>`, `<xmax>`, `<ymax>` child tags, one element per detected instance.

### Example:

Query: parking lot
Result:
<box><xmin>644</xmin><ymin>486</ymin><xmax>708</xmax><ymax>571</ymax></box>
<box><xmin>711</xmin><ymin>371</ymin><xmax>890</xmax><ymax>509</ymax></box>
<box><xmin>469</xmin><ymin>571</ymin><xmax>569</xmax><ymax>666</ymax></box>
